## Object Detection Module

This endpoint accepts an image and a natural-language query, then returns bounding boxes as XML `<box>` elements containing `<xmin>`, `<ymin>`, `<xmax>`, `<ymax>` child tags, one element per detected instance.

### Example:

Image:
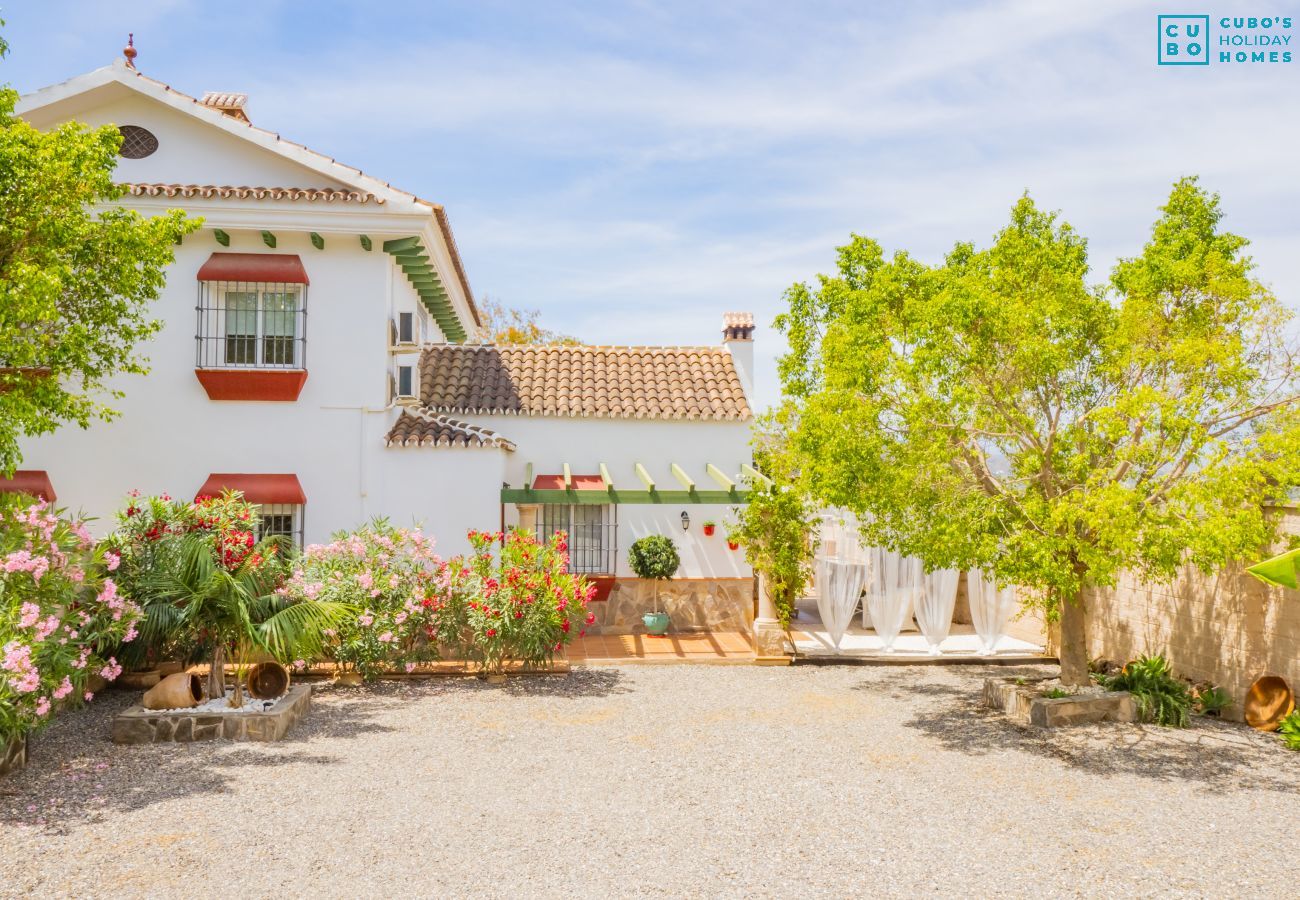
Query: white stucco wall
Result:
<box><xmin>24</xmin><ymin>90</ymin><xmax>353</xmax><ymax>189</ymax></box>
<box><xmin>13</xmin><ymin>71</ymin><xmax>755</xmax><ymax>575</ymax></box>
<box><xmin>486</xmin><ymin>416</ymin><xmax>754</xmax><ymax>579</ymax></box>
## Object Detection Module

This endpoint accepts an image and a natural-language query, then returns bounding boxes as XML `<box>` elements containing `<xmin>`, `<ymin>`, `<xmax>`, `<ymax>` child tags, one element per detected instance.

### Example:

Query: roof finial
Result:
<box><xmin>123</xmin><ymin>33</ymin><xmax>137</xmax><ymax>68</ymax></box>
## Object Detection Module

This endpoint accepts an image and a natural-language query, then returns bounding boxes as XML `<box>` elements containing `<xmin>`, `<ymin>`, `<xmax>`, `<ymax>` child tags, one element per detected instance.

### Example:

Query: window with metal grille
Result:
<box><xmin>118</xmin><ymin>125</ymin><xmax>159</xmax><ymax>159</ymax></box>
<box><xmin>257</xmin><ymin>504</ymin><xmax>304</xmax><ymax>547</ymax></box>
<box><xmin>538</xmin><ymin>505</ymin><xmax>617</xmax><ymax>574</ymax></box>
<box><xmin>398</xmin><ymin>312</ymin><xmax>415</xmax><ymax>344</ymax></box>
<box><xmin>197</xmin><ymin>282</ymin><xmax>306</xmax><ymax>369</ymax></box>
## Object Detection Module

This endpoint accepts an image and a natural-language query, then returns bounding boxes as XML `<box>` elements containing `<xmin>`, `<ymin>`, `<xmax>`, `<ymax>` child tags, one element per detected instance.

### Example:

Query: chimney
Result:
<box><xmin>201</xmin><ymin>92</ymin><xmax>250</xmax><ymax>123</ymax></box>
<box><xmin>722</xmin><ymin>311</ymin><xmax>755</xmax><ymax>401</ymax></box>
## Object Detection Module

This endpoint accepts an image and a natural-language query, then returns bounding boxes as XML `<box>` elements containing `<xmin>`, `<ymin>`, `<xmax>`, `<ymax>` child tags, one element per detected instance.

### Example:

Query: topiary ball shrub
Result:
<box><xmin>628</xmin><ymin>535</ymin><xmax>680</xmax><ymax>581</ymax></box>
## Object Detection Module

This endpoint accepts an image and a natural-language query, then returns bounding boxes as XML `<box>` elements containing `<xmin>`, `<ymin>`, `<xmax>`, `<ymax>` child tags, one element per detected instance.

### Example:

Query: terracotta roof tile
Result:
<box><xmin>124</xmin><ymin>183</ymin><xmax>381</xmax><ymax>203</ymax></box>
<box><xmin>416</xmin><ymin>345</ymin><xmax>752</xmax><ymax>421</ymax></box>
<box><xmin>384</xmin><ymin>410</ymin><xmax>514</xmax><ymax>450</ymax></box>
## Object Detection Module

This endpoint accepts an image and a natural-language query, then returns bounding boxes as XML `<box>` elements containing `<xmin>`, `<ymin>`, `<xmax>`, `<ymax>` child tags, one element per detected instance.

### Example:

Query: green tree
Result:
<box><xmin>775</xmin><ymin>178</ymin><xmax>1300</xmax><ymax>684</ymax></box>
<box><xmin>729</xmin><ymin>417</ymin><xmax>819</xmax><ymax>626</ymax></box>
<box><xmin>477</xmin><ymin>295</ymin><xmax>578</xmax><ymax>345</ymax></box>
<box><xmin>0</xmin><ymin>27</ymin><xmax>198</xmax><ymax>473</ymax></box>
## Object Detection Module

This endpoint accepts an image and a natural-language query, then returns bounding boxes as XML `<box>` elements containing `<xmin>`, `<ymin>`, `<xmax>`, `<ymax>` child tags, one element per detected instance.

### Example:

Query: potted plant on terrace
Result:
<box><xmin>702</xmin><ymin>519</ymin><xmax>717</xmax><ymax>537</ymax></box>
<box><xmin>628</xmin><ymin>535</ymin><xmax>680</xmax><ymax>636</ymax></box>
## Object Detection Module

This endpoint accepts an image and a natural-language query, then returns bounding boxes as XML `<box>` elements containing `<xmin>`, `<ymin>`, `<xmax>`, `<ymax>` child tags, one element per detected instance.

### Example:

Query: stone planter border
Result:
<box><xmin>983</xmin><ymin>677</ymin><xmax>1136</xmax><ymax>728</ymax></box>
<box><xmin>112</xmin><ymin>684</ymin><xmax>311</xmax><ymax>744</ymax></box>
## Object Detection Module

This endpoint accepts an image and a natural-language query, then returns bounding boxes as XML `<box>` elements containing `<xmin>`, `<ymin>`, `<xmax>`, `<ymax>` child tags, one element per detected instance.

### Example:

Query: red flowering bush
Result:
<box><xmin>278</xmin><ymin>520</ymin><xmax>444</xmax><ymax>681</ymax></box>
<box><xmin>2</xmin><ymin>495</ymin><xmax>140</xmax><ymax>741</ymax></box>
<box><xmin>436</xmin><ymin>529</ymin><xmax>595</xmax><ymax>677</ymax></box>
<box><xmin>103</xmin><ymin>490</ymin><xmax>288</xmax><ymax>672</ymax></box>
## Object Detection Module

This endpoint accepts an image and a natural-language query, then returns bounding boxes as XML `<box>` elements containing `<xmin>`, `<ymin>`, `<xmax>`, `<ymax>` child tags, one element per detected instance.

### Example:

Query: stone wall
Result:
<box><xmin>589</xmin><ymin>577</ymin><xmax>754</xmax><ymax>633</ymax></box>
<box><xmin>1082</xmin><ymin>508</ymin><xmax>1300</xmax><ymax>720</ymax></box>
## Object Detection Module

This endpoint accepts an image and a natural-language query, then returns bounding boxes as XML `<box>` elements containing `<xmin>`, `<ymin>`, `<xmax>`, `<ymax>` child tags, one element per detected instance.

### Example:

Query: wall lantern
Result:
<box><xmin>680</xmin><ymin>511</ymin><xmax>690</xmax><ymax>531</ymax></box>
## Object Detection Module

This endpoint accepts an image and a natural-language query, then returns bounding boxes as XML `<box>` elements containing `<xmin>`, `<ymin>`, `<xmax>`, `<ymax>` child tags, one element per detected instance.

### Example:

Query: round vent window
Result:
<box><xmin>117</xmin><ymin>125</ymin><xmax>159</xmax><ymax>159</ymax></box>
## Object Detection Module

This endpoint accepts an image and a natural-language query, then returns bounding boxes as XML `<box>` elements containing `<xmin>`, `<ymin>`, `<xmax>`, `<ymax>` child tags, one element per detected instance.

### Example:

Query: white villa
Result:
<box><xmin>6</xmin><ymin>51</ymin><xmax>760</xmax><ymax>634</ymax></box>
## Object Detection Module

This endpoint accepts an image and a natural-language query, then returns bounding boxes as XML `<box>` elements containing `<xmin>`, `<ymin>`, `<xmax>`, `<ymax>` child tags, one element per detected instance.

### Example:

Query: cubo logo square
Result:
<box><xmin>1158</xmin><ymin>15</ymin><xmax>1211</xmax><ymax>65</ymax></box>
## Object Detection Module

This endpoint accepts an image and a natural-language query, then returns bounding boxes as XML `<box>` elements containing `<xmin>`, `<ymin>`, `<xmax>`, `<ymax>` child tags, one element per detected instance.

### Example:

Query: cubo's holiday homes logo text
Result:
<box><xmin>1158</xmin><ymin>14</ymin><xmax>1293</xmax><ymax>65</ymax></box>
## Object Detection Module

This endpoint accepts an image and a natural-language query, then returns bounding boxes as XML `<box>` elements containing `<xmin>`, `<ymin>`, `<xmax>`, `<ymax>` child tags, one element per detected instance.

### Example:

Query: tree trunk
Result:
<box><xmin>1058</xmin><ymin>589</ymin><xmax>1090</xmax><ymax>687</ymax></box>
<box><xmin>207</xmin><ymin>643</ymin><xmax>226</xmax><ymax>701</ymax></box>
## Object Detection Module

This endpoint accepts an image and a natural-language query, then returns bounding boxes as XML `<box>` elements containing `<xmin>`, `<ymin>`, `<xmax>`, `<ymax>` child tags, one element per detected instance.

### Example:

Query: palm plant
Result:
<box><xmin>1101</xmin><ymin>654</ymin><xmax>1193</xmax><ymax>727</ymax></box>
<box><xmin>141</xmin><ymin>532</ymin><xmax>351</xmax><ymax>707</ymax></box>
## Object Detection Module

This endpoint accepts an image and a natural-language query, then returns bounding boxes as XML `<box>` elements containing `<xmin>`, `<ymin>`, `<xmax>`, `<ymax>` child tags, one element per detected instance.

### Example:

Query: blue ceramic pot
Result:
<box><xmin>642</xmin><ymin>611</ymin><xmax>671</xmax><ymax>635</ymax></box>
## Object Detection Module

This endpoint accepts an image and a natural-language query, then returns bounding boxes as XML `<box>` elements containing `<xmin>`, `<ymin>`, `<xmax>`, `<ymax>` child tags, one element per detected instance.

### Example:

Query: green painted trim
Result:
<box><xmin>310</xmin><ymin>232</ymin><xmax>325</xmax><ymax>250</ymax></box>
<box><xmin>213</xmin><ymin>229</ymin><xmax>230</xmax><ymax>247</ymax></box>
<box><xmin>501</xmin><ymin>488</ymin><xmax>749</xmax><ymax>505</ymax></box>
<box><xmin>385</xmin><ymin>236</ymin><xmax>467</xmax><ymax>342</ymax></box>
<box><xmin>261</xmin><ymin>231</ymin><xmax>277</xmax><ymax>249</ymax></box>
<box><xmin>383</xmin><ymin>236</ymin><xmax>421</xmax><ymax>253</ymax></box>
<box><xmin>360</xmin><ymin>235</ymin><xmax>372</xmax><ymax>251</ymax></box>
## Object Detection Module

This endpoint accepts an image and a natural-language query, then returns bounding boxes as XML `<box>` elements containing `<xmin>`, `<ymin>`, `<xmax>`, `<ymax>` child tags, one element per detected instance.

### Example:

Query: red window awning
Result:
<box><xmin>0</xmin><ymin>470</ymin><xmax>56</xmax><ymax>502</ymax></box>
<box><xmin>532</xmin><ymin>474</ymin><xmax>607</xmax><ymax>491</ymax></box>
<box><xmin>197</xmin><ymin>253</ymin><xmax>310</xmax><ymax>284</ymax></box>
<box><xmin>195</xmin><ymin>473</ymin><xmax>306</xmax><ymax>505</ymax></box>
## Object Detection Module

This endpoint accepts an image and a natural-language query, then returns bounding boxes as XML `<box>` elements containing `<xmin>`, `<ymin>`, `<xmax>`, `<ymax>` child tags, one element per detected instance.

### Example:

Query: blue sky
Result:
<box><xmin>4</xmin><ymin>1</ymin><xmax>1299</xmax><ymax>409</ymax></box>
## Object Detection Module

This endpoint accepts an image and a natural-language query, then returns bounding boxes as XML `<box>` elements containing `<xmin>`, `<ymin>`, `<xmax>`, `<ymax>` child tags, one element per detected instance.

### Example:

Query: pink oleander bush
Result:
<box><xmin>279</xmin><ymin>520</ymin><xmax>443</xmax><ymax>681</ymax></box>
<box><xmin>435</xmin><ymin>529</ymin><xmax>596</xmax><ymax>677</ymax></box>
<box><xmin>1</xmin><ymin>494</ymin><xmax>140</xmax><ymax>740</ymax></box>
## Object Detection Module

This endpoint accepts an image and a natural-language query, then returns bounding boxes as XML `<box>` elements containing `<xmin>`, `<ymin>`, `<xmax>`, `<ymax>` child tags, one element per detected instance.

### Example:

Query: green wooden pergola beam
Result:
<box><xmin>741</xmin><ymin>463</ymin><xmax>773</xmax><ymax>488</ymax></box>
<box><xmin>524</xmin><ymin>462</ymin><xmax>533</xmax><ymax>491</ymax></box>
<box><xmin>310</xmin><ymin>232</ymin><xmax>324</xmax><ymax>250</ymax></box>
<box><xmin>670</xmin><ymin>463</ymin><xmax>694</xmax><ymax>491</ymax></box>
<box><xmin>213</xmin><ymin>229</ymin><xmax>230</xmax><ymax>247</ymax></box>
<box><xmin>261</xmin><ymin>231</ymin><xmax>277</xmax><ymax>249</ymax></box>
<box><xmin>562</xmin><ymin>462</ymin><xmax>573</xmax><ymax>489</ymax></box>
<box><xmin>360</xmin><ymin>235</ymin><xmax>372</xmax><ymax>251</ymax></box>
<box><xmin>706</xmin><ymin>463</ymin><xmax>735</xmax><ymax>490</ymax></box>
<box><xmin>634</xmin><ymin>463</ymin><xmax>655</xmax><ymax>491</ymax></box>
<box><xmin>599</xmin><ymin>462</ymin><xmax>614</xmax><ymax>492</ymax></box>
<box><xmin>501</xmin><ymin>488</ymin><xmax>748</xmax><ymax>505</ymax></box>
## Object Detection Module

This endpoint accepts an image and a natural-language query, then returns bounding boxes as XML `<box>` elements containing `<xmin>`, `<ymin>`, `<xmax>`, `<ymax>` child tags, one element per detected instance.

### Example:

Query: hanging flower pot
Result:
<box><xmin>727</xmin><ymin>540</ymin><xmax>740</xmax><ymax>551</ymax></box>
<box><xmin>702</xmin><ymin>521</ymin><xmax>717</xmax><ymax>536</ymax></box>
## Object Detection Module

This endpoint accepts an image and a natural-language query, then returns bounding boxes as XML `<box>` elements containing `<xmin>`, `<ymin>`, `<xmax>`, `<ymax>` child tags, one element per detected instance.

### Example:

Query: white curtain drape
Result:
<box><xmin>867</xmin><ymin>551</ymin><xmax>922</xmax><ymax>652</ymax></box>
<box><xmin>814</xmin><ymin>557</ymin><xmax>867</xmax><ymax>650</ymax></box>
<box><xmin>915</xmin><ymin>567</ymin><xmax>959</xmax><ymax>654</ymax></box>
<box><xmin>967</xmin><ymin>569</ymin><xmax>1019</xmax><ymax>655</ymax></box>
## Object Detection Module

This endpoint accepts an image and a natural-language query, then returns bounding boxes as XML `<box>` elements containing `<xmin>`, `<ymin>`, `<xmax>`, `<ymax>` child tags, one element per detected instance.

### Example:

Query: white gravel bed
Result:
<box><xmin>1</xmin><ymin>665</ymin><xmax>1296</xmax><ymax>898</ymax></box>
<box><xmin>150</xmin><ymin>690</ymin><xmax>283</xmax><ymax>714</ymax></box>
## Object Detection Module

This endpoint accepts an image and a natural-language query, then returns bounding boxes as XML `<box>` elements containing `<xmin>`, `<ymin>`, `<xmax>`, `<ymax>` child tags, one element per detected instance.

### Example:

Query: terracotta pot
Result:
<box><xmin>703</xmin><ymin>525</ymin><xmax>716</xmax><ymax>536</ymax></box>
<box><xmin>1244</xmin><ymin>675</ymin><xmax>1295</xmax><ymax>731</ymax></box>
<box><xmin>334</xmin><ymin>671</ymin><xmax>363</xmax><ymax>687</ymax></box>
<box><xmin>246</xmin><ymin>662</ymin><xmax>290</xmax><ymax>700</ymax></box>
<box><xmin>142</xmin><ymin>673</ymin><xmax>204</xmax><ymax>710</ymax></box>
<box><xmin>118</xmin><ymin>669</ymin><xmax>161</xmax><ymax>690</ymax></box>
<box><xmin>727</xmin><ymin>541</ymin><xmax>740</xmax><ymax>551</ymax></box>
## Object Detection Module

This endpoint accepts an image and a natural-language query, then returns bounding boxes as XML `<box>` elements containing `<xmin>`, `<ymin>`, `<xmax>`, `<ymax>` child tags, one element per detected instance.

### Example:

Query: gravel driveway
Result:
<box><xmin>1</xmin><ymin>664</ymin><xmax>1296</xmax><ymax>898</ymax></box>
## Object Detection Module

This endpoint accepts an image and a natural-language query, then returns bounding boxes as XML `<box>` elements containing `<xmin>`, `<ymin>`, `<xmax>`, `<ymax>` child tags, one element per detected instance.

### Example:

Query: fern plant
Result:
<box><xmin>1279</xmin><ymin>711</ymin><xmax>1300</xmax><ymax>751</ymax></box>
<box><xmin>1101</xmin><ymin>654</ymin><xmax>1192</xmax><ymax>727</ymax></box>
